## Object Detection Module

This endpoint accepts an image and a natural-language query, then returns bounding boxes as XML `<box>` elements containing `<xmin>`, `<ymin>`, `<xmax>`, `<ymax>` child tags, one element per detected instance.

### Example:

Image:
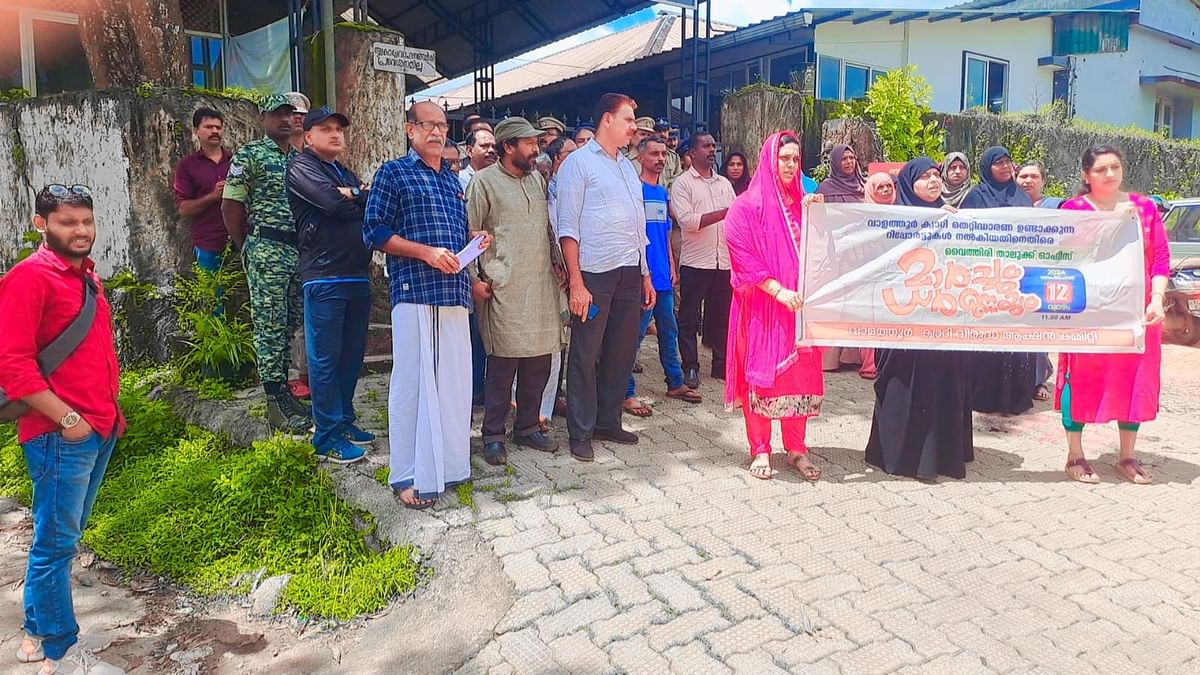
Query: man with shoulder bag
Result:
<box><xmin>0</xmin><ymin>185</ymin><xmax>126</xmax><ymax>675</ymax></box>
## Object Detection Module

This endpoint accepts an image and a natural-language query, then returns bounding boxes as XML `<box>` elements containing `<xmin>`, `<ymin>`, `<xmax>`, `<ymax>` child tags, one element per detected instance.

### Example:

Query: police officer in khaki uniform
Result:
<box><xmin>537</xmin><ymin>116</ymin><xmax>566</xmax><ymax>153</ymax></box>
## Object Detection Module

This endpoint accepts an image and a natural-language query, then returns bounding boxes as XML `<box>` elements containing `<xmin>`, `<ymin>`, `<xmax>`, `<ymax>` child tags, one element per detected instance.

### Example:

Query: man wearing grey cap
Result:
<box><xmin>284</xmin><ymin>91</ymin><xmax>311</xmax><ymax>153</ymax></box>
<box><xmin>467</xmin><ymin>117</ymin><xmax>564</xmax><ymax>465</ymax></box>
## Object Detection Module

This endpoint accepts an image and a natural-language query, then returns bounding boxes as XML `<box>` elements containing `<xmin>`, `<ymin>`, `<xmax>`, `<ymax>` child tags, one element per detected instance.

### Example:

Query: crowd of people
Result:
<box><xmin>0</xmin><ymin>88</ymin><xmax>1170</xmax><ymax>673</ymax></box>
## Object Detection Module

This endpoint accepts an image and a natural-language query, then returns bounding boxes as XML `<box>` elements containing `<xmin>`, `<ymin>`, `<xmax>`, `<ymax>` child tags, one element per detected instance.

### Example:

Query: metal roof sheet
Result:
<box><xmin>432</xmin><ymin>13</ymin><xmax>733</xmax><ymax>110</ymax></box>
<box><xmin>368</xmin><ymin>0</ymin><xmax>654</xmax><ymax>82</ymax></box>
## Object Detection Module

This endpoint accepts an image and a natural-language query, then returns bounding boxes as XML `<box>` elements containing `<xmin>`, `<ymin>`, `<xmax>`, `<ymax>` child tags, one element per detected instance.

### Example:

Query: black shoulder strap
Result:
<box><xmin>35</xmin><ymin>274</ymin><xmax>97</xmax><ymax>375</ymax></box>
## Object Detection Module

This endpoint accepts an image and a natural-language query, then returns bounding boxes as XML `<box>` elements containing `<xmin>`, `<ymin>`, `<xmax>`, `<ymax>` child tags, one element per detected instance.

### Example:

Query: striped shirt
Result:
<box><xmin>364</xmin><ymin>150</ymin><xmax>471</xmax><ymax>309</ymax></box>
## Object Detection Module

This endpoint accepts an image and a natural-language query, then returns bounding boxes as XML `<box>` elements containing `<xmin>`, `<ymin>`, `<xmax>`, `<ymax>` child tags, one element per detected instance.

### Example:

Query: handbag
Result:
<box><xmin>0</xmin><ymin>274</ymin><xmax>97</xmax><ymax>421</ymax></box>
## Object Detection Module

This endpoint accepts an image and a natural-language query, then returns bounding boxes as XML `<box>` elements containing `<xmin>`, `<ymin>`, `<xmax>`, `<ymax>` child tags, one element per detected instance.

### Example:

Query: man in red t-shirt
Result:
<box><xmin>174</xmin><ymin>107</ymin><xmax>231</xmax><ymax>272</ymax></box>
<box><xmin>0</xmin><ymin>185</ymin><xmax>125</xmax><ymax>674</ymax></box>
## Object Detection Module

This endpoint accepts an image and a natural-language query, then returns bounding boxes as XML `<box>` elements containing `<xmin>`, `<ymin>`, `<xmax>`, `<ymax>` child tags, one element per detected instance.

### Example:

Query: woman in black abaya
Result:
<box><xmin>960</xmin><ymin>146</ymin><xmax>1041</xmax><ymax>415</ymax></box>
<box><xmin>865</xmin><ymin>157</ymin><xmax>975</xmax><ymax>480</ymax></box>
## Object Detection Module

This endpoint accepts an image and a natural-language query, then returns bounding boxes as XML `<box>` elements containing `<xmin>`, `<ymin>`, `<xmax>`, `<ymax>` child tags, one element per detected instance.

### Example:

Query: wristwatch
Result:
<box><xmin>59</xmin><ymin>411</ymin><xmax>82</xmax><ymax>429</ymax></box>
<box><xmin>350</xmin><ymin>186</ymin><xmax>361</xmax><ymax>198</ymax></box>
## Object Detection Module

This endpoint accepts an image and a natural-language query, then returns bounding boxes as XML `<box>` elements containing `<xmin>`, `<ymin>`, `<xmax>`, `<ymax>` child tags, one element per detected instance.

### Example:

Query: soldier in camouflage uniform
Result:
<box><xmin>221</xmin><ymin>94</ymin><xmax>311</xmax><ymax>433</ymax></box>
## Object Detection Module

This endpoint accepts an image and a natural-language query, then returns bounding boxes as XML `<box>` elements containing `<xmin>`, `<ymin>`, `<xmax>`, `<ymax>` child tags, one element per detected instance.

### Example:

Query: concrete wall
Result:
<box><xmin>722</xmin><ymin>87</ymin><xmax>1200</xmax><ymax>199</ymax></box>
<box><xmin>0</xmin><ymin>90</ymin><xmax>262</xmax><ymax>279</ymax></box>
<box><xmin>815</xmin><ymin>17</ymin><xmax>1056</xmax><ymax>114</ymax></box>
<box><xmin>1072</xmin><ymin>26</ymin><xmax>1200</xmax><ymax>136</ymax></box>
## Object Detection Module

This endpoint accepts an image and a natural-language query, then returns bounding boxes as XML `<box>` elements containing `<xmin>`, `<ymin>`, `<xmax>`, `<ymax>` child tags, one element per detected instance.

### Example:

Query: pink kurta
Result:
<box><xmin>1055</xmin><ymin>193</ymin><xmax>1169</xmax><ymax>423</ymax></box>
<box><xmin>724</xmin><ymin>131</ymin><xmax>823</xmax><ymax>417</ymax></box>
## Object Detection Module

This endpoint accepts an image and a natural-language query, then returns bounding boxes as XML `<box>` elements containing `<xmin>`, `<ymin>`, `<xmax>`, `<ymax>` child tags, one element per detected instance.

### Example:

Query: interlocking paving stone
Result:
<box><xmin>444</xmin><ymin>344</ymin><xmax>1200</xmax><ymax>674</ymax></box>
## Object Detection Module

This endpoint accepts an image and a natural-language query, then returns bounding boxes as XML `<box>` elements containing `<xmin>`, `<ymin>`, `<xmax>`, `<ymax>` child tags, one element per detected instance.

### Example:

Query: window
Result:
<box><xmin>189</xmin><ymin>33</ymin><xmax>224</xmax><ymax>88</ymax></box>
<box><xmin>5</xmin><ymin>9</ymin><xmax>93</xmax><ymax>97</ymax></box>
<box><xmin>769</xmin><ymin>49</ymin><xmax>809</xmax><ymax>88</ymax></box>
<box><xmin>844</xmin><ymin>64</ymin><xmax>869</xmax><ymax>100</ymax></box>
<box><xmin>0</xmin><ymin>9</ymin><xmax>21</xmax><ymax>91</ymax></box>
<box><xmin>818</xmin><ymin>55</ymin><xmax>841</xmax><ymax>100</ymax></box>
<box><xmin>30</xmin><ymin>17</ymin><xmax>91</xmax><ymax>96</ymax></box>
<box><xmin>817</xmin><ymin>54</ymin><xmax>886</xmax><ymax>101</ymax></box>
<box><xmin>1154</xmin><ymin>98</ymin><xmax>1173</xmax><ymax>137</ymax></box>
<box><xmin>747</xmin><ymin>59</ymin><xmax>762</xmax><ymax>84</ymax></box>
<box><xmin>962</xmin><ymin>53</ymin><xmax>1008</xmax><ymax>113</ymax></box>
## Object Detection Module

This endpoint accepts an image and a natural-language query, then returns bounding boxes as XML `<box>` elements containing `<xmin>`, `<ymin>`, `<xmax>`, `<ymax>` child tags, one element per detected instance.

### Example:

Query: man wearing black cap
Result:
<box><xmin>285</xmin><ymin>107</ymin><xmax>373</xmax><ymax>464</ymax></box>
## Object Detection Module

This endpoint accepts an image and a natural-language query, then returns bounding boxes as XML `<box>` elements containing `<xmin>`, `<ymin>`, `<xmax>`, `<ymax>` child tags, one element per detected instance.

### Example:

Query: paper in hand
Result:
<box><xmin>456</xmin><ymin>233</ymin><xmax>487</xmax><ymax>267</ymax></box>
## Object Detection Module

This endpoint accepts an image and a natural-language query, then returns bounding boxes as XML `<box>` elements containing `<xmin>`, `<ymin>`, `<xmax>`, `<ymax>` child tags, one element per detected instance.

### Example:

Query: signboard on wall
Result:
<box><xmin>372</xmin><ymin>42</ymin><xmax>437</xmax><ymax>77</ymax></box>
<box><xmin>658</xmin><ymin>0</ymin><xmax>700</xmax><ymax>9</ymax></box>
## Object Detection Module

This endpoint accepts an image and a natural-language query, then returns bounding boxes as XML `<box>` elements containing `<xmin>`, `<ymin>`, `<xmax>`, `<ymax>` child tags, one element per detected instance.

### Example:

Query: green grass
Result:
<box><xmin>0</xmin><ymin>371</ymin><xmax>425</xmax><ymax>621</ymax></box>
<box><xmin>456</xmin><ymin>481</ymin><xmax>476</xmax><ymax>510</ymax></box>
<box><xmin>373</xmin><ymin>465</ymin><xmax>390</xmax><ymax>487</ymax></box>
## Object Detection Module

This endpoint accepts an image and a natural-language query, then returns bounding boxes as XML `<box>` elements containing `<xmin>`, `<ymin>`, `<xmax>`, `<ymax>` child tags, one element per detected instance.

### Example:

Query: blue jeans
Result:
<box><xmin>304</xmin><ymin>281</ymin><xmax>372</xmax><ymax>450</ymax></box>
<box><xmin>195</xmin><ymin>247</ymin><xmax>225</xmax><ymax>316</ymax></box>
<box><xmin>194</xmin><ymin>247</ymin><xmax>224</xmax><ymax>273</ymax></box>
<box><xmin>22</xmin><ymin>431</ymin><xmax>117</xmax><ymax>661</ymax></box>
<box><xmin>627</xmin><ymin>291</ymin><xmax>684</xmax><ymax>398</ymax></box>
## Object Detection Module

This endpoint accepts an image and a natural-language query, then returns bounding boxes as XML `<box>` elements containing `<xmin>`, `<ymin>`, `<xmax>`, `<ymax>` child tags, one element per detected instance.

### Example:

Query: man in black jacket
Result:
<box><xmin>286</xmin><ymin>107</ymin><xmax>372</xmax><ymax>464</ymax></box>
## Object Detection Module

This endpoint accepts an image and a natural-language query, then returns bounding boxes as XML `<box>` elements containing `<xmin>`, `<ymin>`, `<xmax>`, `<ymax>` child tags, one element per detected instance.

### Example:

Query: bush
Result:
<box><xmin>0</xmin><ymin>371</ymin><xmax>425</xmax><ymax>620</ymax></box>
<box><xmin>841</xmin><ymin>65</ymin><xmax>945</xmax><ymax>163</ymax></box>
<box><xmin>174</xmin><ymin>253</ymin><xmax>256</xmax><ymax>389</ymax></box>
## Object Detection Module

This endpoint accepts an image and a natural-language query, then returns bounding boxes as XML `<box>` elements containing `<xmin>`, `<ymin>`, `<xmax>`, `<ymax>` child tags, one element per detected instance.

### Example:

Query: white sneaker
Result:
<box><xmin>48</xmin><ymin>642</ymin><xmax>124</xmax><ymax>675</ymax></box>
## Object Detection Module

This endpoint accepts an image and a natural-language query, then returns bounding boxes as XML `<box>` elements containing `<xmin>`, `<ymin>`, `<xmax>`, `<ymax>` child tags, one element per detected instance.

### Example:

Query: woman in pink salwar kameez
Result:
<box><xmin>724</xmin><ymin>131</ymin><xmax>825</xmax><ymax>481</ymax></box>
<box><xmin>1057</xmin><ymin>145</ymin><xmax>1169</xmax><ymax>484</ymax></box>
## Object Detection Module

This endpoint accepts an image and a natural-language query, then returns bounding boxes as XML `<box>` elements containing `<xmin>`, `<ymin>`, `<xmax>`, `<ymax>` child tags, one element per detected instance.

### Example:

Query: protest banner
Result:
<box><xmin>799</xmin><ymin>203</ymin><xmax>1147</xmax><ymax>353</ymax></box>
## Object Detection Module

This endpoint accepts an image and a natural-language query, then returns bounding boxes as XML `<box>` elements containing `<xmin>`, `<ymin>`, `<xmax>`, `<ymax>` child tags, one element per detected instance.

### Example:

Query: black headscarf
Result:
<box><xmin>960</xmin><ymin>146</ymin><xmax>1034</xmax><ymax>209</ymax></box>
<box><xmin>895</xmin><ymin>157</ymin><xmax>944</xmax><ymax>208</ymax></box>
<box><xmin>815</xmin><ymin>144</ymin><xmax>866</xmax><ymax>203</ymax></box>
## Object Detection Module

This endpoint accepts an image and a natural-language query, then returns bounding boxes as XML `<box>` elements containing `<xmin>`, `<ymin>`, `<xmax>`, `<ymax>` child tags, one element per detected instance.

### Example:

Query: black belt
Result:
<box><xmin>251</xmin><ymin>226</ymin><xmax>298</xmax><ymax>247</ymax></box>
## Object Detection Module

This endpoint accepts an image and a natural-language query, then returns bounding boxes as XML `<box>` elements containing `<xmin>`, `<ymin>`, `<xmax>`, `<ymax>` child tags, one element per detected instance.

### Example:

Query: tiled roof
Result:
<box><xmin>950</xmin><ymin>0</ymin><xmax>1139</xmax><ymax>9</ymax></box>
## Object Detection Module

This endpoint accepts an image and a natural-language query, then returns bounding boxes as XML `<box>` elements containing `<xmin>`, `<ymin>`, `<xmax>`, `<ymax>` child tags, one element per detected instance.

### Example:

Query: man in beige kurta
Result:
<box><xmin>467</xmin><ymin>117</ymin><xmax>564</xmax><ymax>464</ymax></box>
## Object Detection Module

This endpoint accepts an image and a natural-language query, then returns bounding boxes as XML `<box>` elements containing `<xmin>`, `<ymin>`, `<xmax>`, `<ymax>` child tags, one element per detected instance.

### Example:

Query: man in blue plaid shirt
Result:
<box><xmin>364</xmin><ymin>101</ymin><xmax>493</xmax><ymax>510</ymax></box>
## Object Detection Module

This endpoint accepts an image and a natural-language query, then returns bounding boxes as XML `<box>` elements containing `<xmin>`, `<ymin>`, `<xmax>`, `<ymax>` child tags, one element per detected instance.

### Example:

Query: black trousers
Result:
<box><xmin>566</xmin><ymin>266</ymin><xmax>643</xmax><ymax>441</ymax></box>
<box><xmin>482</xmin><ymin>354</ymin><xmax>552</xmax><ymax>443</ymax></box>
<box><xmin>678</xmin><ymin>266</ymin><xmax>731</xmax><ymax>374</ymax></box>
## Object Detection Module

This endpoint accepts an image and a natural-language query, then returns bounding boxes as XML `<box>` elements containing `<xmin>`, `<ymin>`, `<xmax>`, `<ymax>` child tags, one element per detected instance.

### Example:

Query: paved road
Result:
<box><xmin>440</xmin><ymin>343</ymin><xmax>1200</xmax><ymax>674</ymax></box>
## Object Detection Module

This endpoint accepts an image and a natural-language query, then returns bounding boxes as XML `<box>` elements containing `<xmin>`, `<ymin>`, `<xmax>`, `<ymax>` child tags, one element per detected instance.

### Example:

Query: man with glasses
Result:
<box><xmin>0</xmin><ymin>185</ymin><xmax>126</xmax><ymax>674</ymax></box>
<box><xmin>222</xmin><ymin>94</ymin><xmax>312</xmax><ymax>434</ymax></box>
<box><xmin>364</xmin><ymin>101</ymin><xmax>494</xmax><ymax>509</ymax></box>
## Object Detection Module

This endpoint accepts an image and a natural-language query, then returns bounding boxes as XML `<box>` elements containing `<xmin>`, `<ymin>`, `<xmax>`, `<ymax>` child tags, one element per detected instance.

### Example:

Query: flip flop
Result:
<box><xmin>749</xmin><ymin>454</ymin><xmax>774</xmax><ymax>480</ymax></box>
<box><xmin>666</xmin><ymin>387</ymin><xmax>702</xmax><ymax>404</ymax></box>
<box><xmin>395</xmin><ymin>488</ymin><xmax>435</xmax><ymax>510</ymax></box>
<box><xmin>1033</xmin><ymin>384</ymin><xmax>1051</xmax><ymax>402</ymax></box>
<box><xmin>15</xmin><ymin>635</ymin><xmax>42</xmax><ymax>663</ymax></box>
<box><xmin>787</xmin><ymin>452</ymin><xmax>822</xmax><ymax>482</ymax></box>
<box><xmin>1065</xmin><ymin>457</ymin><xmax>1100</xmax><ymax>484</ymax></box>
<box><xmin>1115</xmin><ymin>457</ymin><xmax>1152</xmax><ymax>484</ymax></box>
<box><xmin>623</xmin><ymin>400</ymin><xmax>653</xmax><ymax>417</ymax></box>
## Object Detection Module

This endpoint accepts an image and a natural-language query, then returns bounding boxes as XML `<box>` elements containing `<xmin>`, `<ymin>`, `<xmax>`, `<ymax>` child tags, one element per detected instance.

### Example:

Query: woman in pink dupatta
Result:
<box><xmin>1057</xmin><ymin>145</ymin><xmax>1169</xmax><ymax>484</ymax></box>
<box><xmin>724</xmin><ymin>131</ymin><xmax>825</xmax><ymax>481</ymax></box>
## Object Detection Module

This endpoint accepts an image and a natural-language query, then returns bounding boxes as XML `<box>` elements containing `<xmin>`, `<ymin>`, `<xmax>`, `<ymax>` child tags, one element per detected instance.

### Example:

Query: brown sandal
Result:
<box><xmin>665</xmin><ymin>386</ymin><xmax>702</xmax><ymax>404</ymax></box>
<box><xmin>786</xmin><ymin>452</ymin><xmax>821</xmax><ymax>482</ymax></box>
<box><xmin>1115</xmin><ymin>457</ymin><xmax>1152</xmax><ymax>484</ymax></box>
<box><xmin>1065</xmin><ymin>457</ymin><xmax>1100</xmax><ymax>484</ymax></box>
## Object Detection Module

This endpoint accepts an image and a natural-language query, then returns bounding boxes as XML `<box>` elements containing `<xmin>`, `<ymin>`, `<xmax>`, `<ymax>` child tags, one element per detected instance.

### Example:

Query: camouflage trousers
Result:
<box><xmin>242</xmin><ymin>236</ymin><xmax>302</xmax><ymax>385</ymax></box>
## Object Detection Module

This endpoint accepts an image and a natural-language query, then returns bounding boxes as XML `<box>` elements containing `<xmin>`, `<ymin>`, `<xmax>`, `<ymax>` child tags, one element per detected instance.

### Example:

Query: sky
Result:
<box><xmin>414</xmin><ymin>1</ymin><xmax>955</xmax><ymax>102</ymax></box>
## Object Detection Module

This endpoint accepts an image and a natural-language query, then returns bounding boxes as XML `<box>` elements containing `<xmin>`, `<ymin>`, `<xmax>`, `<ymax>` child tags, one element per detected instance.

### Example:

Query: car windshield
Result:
<box><xmin>1164</xmin><ymin>204</ymin><xmax>1200</xmax><ymax>243</ymax></box>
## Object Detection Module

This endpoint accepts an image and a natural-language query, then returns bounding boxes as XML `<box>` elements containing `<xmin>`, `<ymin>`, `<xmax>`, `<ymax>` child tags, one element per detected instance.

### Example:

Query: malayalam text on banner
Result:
<box><xmin>799</xmin><ymin>203</ymin><xmax>1147</xmax><ymax>353</ymax></box>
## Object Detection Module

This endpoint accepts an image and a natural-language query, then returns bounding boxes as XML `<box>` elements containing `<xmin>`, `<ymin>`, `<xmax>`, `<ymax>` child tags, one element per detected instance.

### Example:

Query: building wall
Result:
<box><xmin>815</xmin><ymin>17</ymin><xmax>1056</xmax><ymax>114</ymax></box>
<box><xmin>1072</xmin><ymin>26</ymin><xmax>1200</xmax><ymax>136</ymax></box>
<box><xmin>1138</xmin><ymin>0</ymin><xmax>1200</xmax><ymax>44</ymax></box>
